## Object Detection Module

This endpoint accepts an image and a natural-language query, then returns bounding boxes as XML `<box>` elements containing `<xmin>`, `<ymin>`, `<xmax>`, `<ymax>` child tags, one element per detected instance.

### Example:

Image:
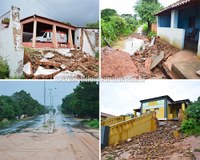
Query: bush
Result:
<box><xmin>83</xmin><ymin>119</ymin><xmax>99</xmax><ymax>129</ymax></box>
<box><xmin>0</xmin><ymin>56</ymin><xmax>9</xmax><ymax>79</ymax></box>
<box><xmin>147</xmin><ymin>31</ymin><xmax>156</xmax><ymax>38</ymax></box>
<box><xmin>142</xmin><ymin>23</ymin><xmax>148</xmax><ymax>33</ymax></box>
<box><xmin>185</xmin><ymin>102</ymin><xmax>200</xmax><ymax>122</ymax></box>
<box><xmin>181</xmin><ymin>118</ymin><xmax>200</xmax><ymax>136</ymax></box>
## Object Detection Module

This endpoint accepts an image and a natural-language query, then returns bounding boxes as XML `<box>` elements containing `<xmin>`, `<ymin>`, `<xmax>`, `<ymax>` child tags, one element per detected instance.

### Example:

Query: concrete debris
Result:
<box><xmin>23</xmin><ymin>62</ymin><xmax>33</xmax><ymax>77</ymax></box>
<box><xmin>55</xmin><ymin>48</ymin><xmax>72</xmax><ymax>57</ymax></box>
<box><xmin>150</xmin><ymin>51</ymin><xmax>165</xmax><ymax>70</ymax></box>
<box><xmin>24</xmin><ymin>49</ymin><xmax>98</xmax><ymax>79</ymax></box>
<box><xmin>196</xmin><ymin>70</ymin><xmax>200</xmax><ymax>76</ymax></box>
<box><xmin>34</xmin><ymin>66</ymin><xmax>60</xmax><ymax>79</ymax></box>
<box><xmin>44</xmin><ymin>52</ymin><xmax>55</xmax><ymax>59</ymax></box>
<box><xmin>149</xmin><ymin>36</ymin><xmax>155</xmax><ymax>47</ymax></box>
<box><xmin>54</xmin><ymin>70</ymin><xmax>85</xmax><ymax>80</ymax></box>
<box><xmin>102</xmin><ymin>121</ymin><xmax>195</xmax><ymax>160</ymax></box>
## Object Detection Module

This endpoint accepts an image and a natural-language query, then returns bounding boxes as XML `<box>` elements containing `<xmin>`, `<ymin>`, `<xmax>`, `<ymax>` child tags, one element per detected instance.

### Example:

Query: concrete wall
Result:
<box><xmin>108</xmin><ymin>112</ymin><xmax>157</xmax><ymax>145</ymax></box>
<box><xmin>157</xmin><ymin>27</ymin><xmax>185</xmax><ymax>49</ymax></box>
<box><xmin>101</xmin><ymin>116</ymin><xmax>125</xmax><ymax>126</ymax></box>
<box><xmin>75</xmin><ymin>28</ymin><xmax>99</xmax><ymax>57</ymax></box>
<box><xmin>0</xmin><ymin>6</ymin><xmax>24</xmax><ymax>78</ymax></box>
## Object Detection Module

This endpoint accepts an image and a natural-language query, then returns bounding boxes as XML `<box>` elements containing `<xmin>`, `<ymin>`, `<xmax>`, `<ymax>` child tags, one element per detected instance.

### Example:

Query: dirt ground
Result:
<box><xmin>0</xmin><ymin>127</ymin><xmax>99</xmax><ymax>160</ymax></box>
<box><xmin>24</xmin><ymin>49</ymin><xmax>99</xmax><ymax>79</ymax></box>
<box><xmin>101</xmin><ymin>34</ymin><xmax>180</xmax><ymax>79</ymax></box>
<box><xmin>102</xmin><ymin>121</ymin><xmax>199</xmax><ymax>160</ymax></box>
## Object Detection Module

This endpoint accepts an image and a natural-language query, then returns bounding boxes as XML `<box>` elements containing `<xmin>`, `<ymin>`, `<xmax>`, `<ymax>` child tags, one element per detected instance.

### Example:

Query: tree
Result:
<box><xmin>101</xmin><ymin>9</ymin><xmax>117</xmax><ymax>21</ymax></box>
<box><xmin>61</xmin><ymin>82</ymin><xmax>99</xmax><ymax>118</ymax></box>
<box><xmin>86</xmin><ymin>21</ymin><xmax>99</xmax><ymax>28</ymax></box>
<box><xmin>134</xmin><ymin>1</ymin><xmax>163</xmax><ymax>32</ymax></box>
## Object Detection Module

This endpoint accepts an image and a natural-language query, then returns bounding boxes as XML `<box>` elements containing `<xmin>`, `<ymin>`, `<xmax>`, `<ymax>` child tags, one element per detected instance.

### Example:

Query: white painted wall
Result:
<box><xmin>0</xmin><ymin>6</ymin><xmax>24</xmax><ymax>78</ymax></box>
<box><xmin>75</xmin><ymin>28</ymin><xmax>99</xmax><ymax>57</ymax></box>
<box><xmin>198</xmin><ymin>32</ymin><xmax>200</xmax><ymax>57</ymax></box>
<box><xmin>171</xmin><ymin>10</ymin><xmax>178</xmax><ymax>28</ymax></box>
<box><xmin>157</xmin><ymin>27</ymin><xmax>185</xmax><ymax>49</ymax></box>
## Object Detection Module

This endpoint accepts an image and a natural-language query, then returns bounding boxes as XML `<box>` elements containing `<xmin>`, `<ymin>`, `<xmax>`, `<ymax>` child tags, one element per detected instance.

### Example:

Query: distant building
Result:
<box><xmin>155</xmin><ymin>0</ymin><xmax>200</xmax><ymax>56</ymax></box>
<box><xmin>101</xmin><ymin>112</ymin><xmax>115</xmax><ymax>121</ymax></box>
<box><xmin>139</xmin><ymin>95</ymin><xmax>190</xmax><ymax>120</ymax></box>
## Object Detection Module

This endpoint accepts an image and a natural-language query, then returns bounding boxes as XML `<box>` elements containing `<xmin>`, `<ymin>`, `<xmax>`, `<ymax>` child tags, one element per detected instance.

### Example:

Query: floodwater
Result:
<box><xmin>113</xmin><ymin>37</ymin><xmax>145</xmax><ymax>55</ymax></box>
<box><xmin>0</xmin><ymin>115</ymin><xmax>46</xmax><ymax>135</ymax></box>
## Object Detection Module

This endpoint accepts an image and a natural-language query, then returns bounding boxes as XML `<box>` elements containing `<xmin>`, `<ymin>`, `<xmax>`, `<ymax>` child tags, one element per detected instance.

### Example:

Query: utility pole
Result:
<box><xmin>44</xmin><ymin>81</ymin><xmax>46</xmax><ymax>124</ymax></box>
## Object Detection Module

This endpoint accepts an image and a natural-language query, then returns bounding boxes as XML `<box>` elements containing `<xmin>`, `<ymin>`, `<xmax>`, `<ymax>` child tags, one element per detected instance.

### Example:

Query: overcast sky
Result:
<box><xmin>0</xmin><ymin>0</ymin><xmax>99</xmax><ymax>26</ymax></box>
<box><xmin>100</xmin><ymin>0</ymin><xmax>180</xmax><ymax>15</ymax></box>
<box><xmin>101</xmin><ymin>80</ymin><xmax>200</xmax><ymax>116</ymax></box>
<box><xmin>0</xmin><ymin>81</ymin><xmax>78</xmax><ymax>107</ymax></box>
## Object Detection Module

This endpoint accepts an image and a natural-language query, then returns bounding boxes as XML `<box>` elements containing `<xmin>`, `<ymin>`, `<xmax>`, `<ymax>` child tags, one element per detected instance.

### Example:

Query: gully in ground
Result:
<box><xmin>0</xmin><ymin>81</ymin><xmax>99</xmax><ymax>160</ymax></box>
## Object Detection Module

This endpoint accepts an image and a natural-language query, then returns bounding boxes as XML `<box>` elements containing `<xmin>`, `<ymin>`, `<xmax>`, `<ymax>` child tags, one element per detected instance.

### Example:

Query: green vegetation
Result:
<box><xmin>101</xmin><ymin>9</ymin><xmax>139</xmax><ymax>46</ymax></box>
<box><xmin>82</xmin><ymin>119</ymin><xmax>99</xmax><ymax>129</ymax></box>
<box><xmin>0</xmin><ymin>56</ymin><xmax>9</xmax><ymax>79</ymax></box>
<box><xmin>147</xmin><ymin>31</ymin><xmax>157</xmax><ymax>38</ymax></box>
<box><xmin>181</xmin><ymin>97</ymin><xmax>200</xmax><ymax>136</ymax></box>
<box><xmin>61</xmin><ymin>82</ymin><xmax>99</xmax><ymax>119</ymax></box>
<box><xmin>135</xmin><ymin>0</ymin><xmax>163</xmax><ymax>33</ymax></box>
<box><xmin>0</xmin><ymin>90</ymin><xmax>45</xmax><ymax>122</ymax></box>
<box><xmin>86</xmin><ymin>21</ymin><xmax>99</xmax><ymax>28</ymax></box>
<box><xmin>2</xmin><ymin>18</ymin><xmax>10</xmax><ymax>24</ymax></box>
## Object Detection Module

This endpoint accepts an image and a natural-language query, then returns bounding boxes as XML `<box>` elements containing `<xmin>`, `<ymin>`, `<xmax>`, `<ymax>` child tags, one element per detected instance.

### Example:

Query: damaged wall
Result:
<box><xmin>157</xmin><ymin>27</ymin><xmax>185</xmax><ymax>49</ymax></box>
<box><xmin>0</xmin><ymin>6</ymin><xmax>24</xmax><ymax>78</ymax></box>
<box><xmin>75</xmin><ymin>28</ymin><xmax>99</xmax><ymax>57</ymax></box>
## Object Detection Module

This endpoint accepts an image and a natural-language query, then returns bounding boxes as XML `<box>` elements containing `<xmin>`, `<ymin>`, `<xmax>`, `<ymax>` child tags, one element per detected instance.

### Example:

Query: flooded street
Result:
<box><xmin>113</xmin><ymin>37</ymin><xmax>145</xmax><ymax>55</ymax></box>
<box><xmin>0</xmin><ymin>112</ymin><xmax>99</xmax><ymax>160</ymax></box>
<box><xmin>0</xmin><ymin>115</ymin><xmax>49</xmax><ymax>135</ymax></box>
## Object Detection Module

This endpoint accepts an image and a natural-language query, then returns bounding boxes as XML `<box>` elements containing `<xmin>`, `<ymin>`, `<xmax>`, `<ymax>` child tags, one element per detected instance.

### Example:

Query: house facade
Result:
<box><xmin>140</xmin><ymin>95</ymin><xmax>190</xmax><ymax>120</ymax></box>
<box><xmin>156</xmin><ymin>0</ymin><xmax>200</xmax><ymax>57</ymax></box>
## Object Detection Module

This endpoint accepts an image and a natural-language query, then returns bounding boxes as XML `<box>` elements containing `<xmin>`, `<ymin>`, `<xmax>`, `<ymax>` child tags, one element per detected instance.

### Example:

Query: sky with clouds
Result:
<box><xmin>100</xmin><ymin>80</ymin><xmax>200</xmax><ymax>116</ymax></box>
<box><xmin>100</xmin><ymin>0</ymin><xmax>180</xmax><ymax>15</ymax></box>
<box><xmin>0</xmin><ymin>0</ymin><xmax>99</xmax><ymax>26</ymax></box>
<box><xmin>0</xmin><ymin>81</ymin><xmax>78</xmax><ymax>107</ymax></box>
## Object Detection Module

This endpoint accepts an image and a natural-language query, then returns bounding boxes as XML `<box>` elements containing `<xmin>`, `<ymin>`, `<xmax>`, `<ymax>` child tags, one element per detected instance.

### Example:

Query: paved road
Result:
<box><xmin>0</xmin><ymin>112</ymin><xmax>99</xmax><ymax>160</ymax></box>
<box><xmin>0</xmin><ymin>115</ymin><xmax>49</xmax><ymax>135</ymax></box>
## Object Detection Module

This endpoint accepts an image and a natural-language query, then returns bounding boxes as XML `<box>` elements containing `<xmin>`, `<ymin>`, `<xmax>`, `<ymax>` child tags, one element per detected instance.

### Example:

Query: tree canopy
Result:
<box><xmin>61</xmin><ymin>82</ymin><xmax>99</xmax><ymax>118</ymax></box>
<box><xmin>134</xmin><ymin>0</ymin><xmax>163</xmax><ymax>32</ymax></box>
<box><xmin>0</xmin><ymin>90</ymin><xmax>45</xmax><ymax>121</ymax></box>
<box><xmin>86</xmin><ymin>21</ymin><xmax>99</xmax><ymax>28</ymax></box>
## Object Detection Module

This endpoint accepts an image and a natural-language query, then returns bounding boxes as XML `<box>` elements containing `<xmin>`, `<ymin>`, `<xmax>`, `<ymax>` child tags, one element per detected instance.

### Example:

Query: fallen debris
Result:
<box><xmin>196</xmin><ymin>70</ymin><xmax>200</xmax><ymax>76</ymax></box>
<box><xmin>150</xmin><ymin>51</ymin><xmax>165</xmax><ymax>70</ymax></box>
<box><xmin>102</xmin><ymin>121</ymin><xmax>195</xmax><ymax>160</ymax></box>
<box><xmin>34</xmin><ymin>66</ymin><xmax>60</xmax><ymax>79</ymax></box>
<box><xmin>54</xmin><ymin>70</ymin><xmax>85</xmax><ymax>80</ymax></box>
<box><xmin>23</xmin><ymin>62</ymin><xmax>33</xmax><ymax>78</ymax></box>
<box><xmin>44</xmin><ymin>52</ymin><xmax>55</xmax><ymax>59</ymax></box>
<box><xmin>24</xmin><ymin>48</ymin><xmax>98</xmax><ymax>79</ymax></box>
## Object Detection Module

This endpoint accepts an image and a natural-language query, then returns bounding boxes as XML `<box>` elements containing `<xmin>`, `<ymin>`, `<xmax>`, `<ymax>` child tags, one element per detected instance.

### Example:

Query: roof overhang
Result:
<box><xmin>21</xmin><ymin>14</ymin><xmax>76</xmax><ymax>30</ymax></box>
<box><xmin>155</xmin><ymin>0</ymin><xmax>199</xmax><ymax>16</ymax></box>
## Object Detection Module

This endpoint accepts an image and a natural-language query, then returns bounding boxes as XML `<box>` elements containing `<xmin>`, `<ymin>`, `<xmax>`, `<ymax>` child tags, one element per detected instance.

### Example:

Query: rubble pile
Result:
<box><xmin>101</xmin><ymin>34</ymin><xmax>180</xmax><ymax>79</ymax></box>
<box><xmin>23</xmin><ymin>49</ymin><xmax>98</xmax><ymax>79</ymax></box>
<box><xmin>102</xmin><ymin>121</ymin><xmax>195</xmax><ymax>160</ymax></box>
<box><xmin>132</xmin><ymin>37</ymin><xmax>180</xmax><ymax>79</ymax></box>
<box><xmin>101</xmin><ymin>47</ymin><xmax>139</xmax><ymax>78</ymax></box>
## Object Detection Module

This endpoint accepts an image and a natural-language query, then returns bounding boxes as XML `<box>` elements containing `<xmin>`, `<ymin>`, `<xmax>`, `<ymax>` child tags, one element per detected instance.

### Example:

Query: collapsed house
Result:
<box><xmin>0</xmin><ymin>6</ymin><xmax>99</xmax><ymax>78</ymax></box>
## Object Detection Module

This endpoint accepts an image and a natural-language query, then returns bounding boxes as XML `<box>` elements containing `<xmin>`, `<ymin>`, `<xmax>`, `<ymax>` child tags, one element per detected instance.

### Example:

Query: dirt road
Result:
<box><xmin>0</xmin><ymin>127</ymin><xmax>99</xmax><ymax>160</ymax></box>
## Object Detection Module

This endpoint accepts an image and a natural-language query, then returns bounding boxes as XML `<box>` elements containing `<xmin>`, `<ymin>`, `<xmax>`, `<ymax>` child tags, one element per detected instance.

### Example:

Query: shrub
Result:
<box><xmin>181</xmin><ymin>118</ymin><xmax>200</xmax><ymax>136</ymax></box>
<box><xmin>142</xmin><ymin>23</ymin><xmax>148</xmax><ymax>33</ymax></box>
<box><xmin>185</xmin><ymin>102</ymin><xmax>200</xmax><ymax>122</ymax></box>
<box><xmin>0</xmin><ymin>56</ymin><xmax>9</xmax><ymax>79</ymax></box>
<box><xmin>147</xmin><ymin>31</ymin><xmax>156</xmax><ymax>38</ymax></box>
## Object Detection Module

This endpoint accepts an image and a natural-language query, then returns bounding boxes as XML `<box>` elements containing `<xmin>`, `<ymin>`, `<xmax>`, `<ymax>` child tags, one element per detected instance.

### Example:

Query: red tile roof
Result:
<box><xmin>156</xmin><ymin>0</ymin><xmax>197</xmax><ymax>15</ymax></box>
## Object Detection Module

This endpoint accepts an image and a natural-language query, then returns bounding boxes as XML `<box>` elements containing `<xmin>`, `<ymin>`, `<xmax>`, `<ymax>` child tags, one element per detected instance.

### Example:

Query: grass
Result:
<box><xmin>82</xmin><ymin>119</ymin><xmax>99</xmax><ymax>129</ymax></box>
<box><xmin>0</xmin><ymin>56</ymin><xmax>9</xmax><ymax>79</ymax></box>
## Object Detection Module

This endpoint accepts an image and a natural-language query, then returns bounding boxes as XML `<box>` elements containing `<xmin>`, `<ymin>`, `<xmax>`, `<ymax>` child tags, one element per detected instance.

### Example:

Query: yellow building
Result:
<box><xmin>139</xmin><ymin>95</ymin><xmax>190</xmax><ymax>120</ymax></box>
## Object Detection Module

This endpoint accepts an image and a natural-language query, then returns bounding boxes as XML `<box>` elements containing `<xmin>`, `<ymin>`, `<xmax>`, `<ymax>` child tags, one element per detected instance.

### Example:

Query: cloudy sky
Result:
<box><xmin>101</xmin><ymin>80</ymin><xmax>200</xmax><ymax>116</ymax></box>
<box><xmin>101</xmin><ymin>0</ymin><xmax>180</xmax><ymax>15</ymax></box>
<box><xmin>0</xmin><ymin>0</ymin><xmax>99</xmax><ymax>26</ymax></box>
<box><xmin>0</xmin><ymin>81</ymin><xmax>78</xmax><ymax>107</ymax></box>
